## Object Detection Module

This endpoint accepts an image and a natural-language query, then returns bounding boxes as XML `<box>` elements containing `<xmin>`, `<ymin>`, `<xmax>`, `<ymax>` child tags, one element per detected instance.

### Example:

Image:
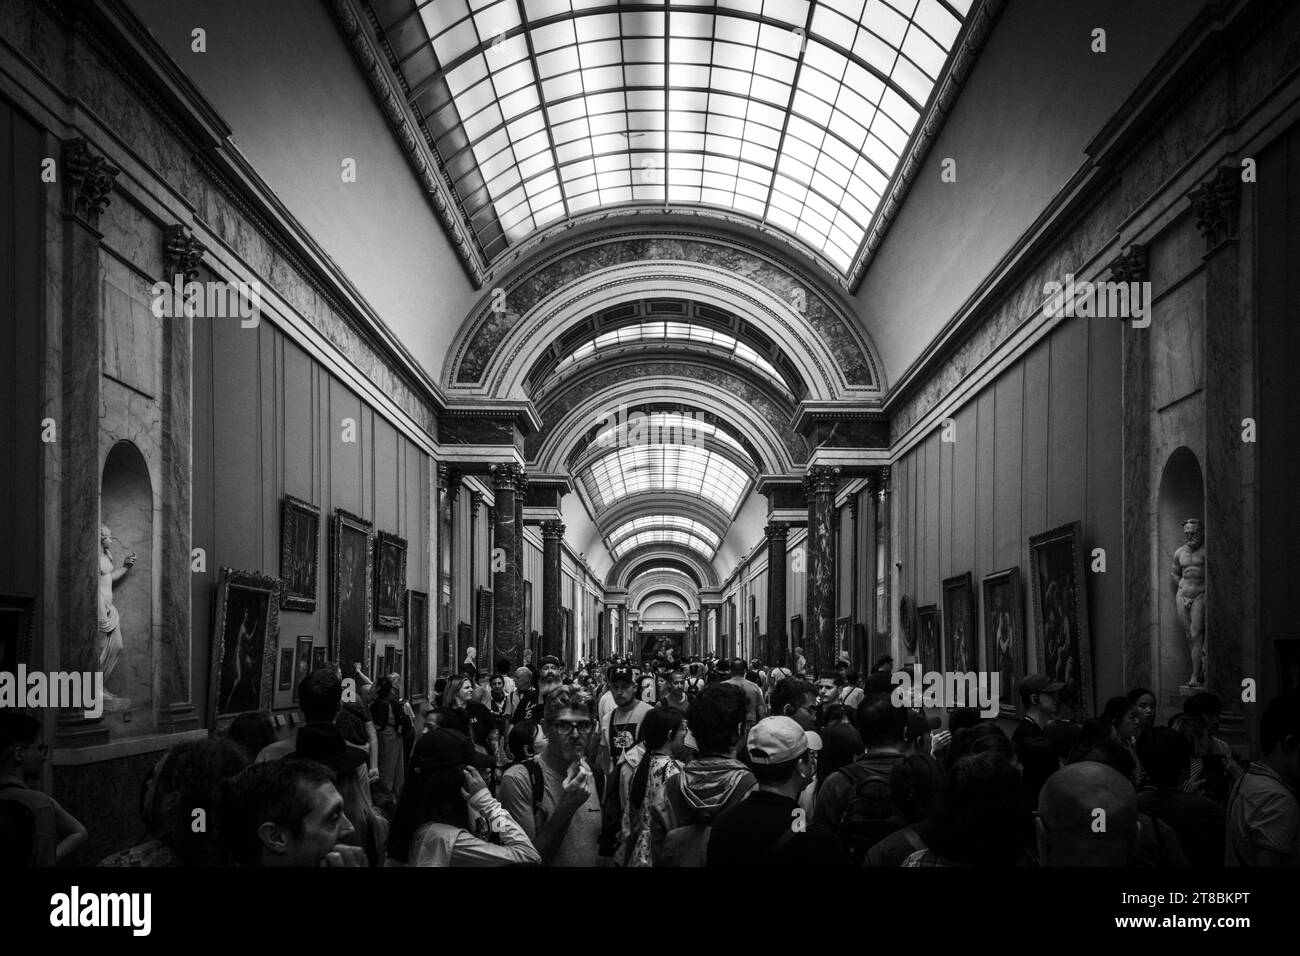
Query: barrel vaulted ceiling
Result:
<box><xmin>362</xmin><ymin>0</ymin><xmax>981</xmax><ymax>287</ymax></box>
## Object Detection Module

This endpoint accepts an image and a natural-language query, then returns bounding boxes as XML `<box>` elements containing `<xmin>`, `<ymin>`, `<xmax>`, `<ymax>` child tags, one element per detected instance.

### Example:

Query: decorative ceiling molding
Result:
<box><xmin>444</xmin><ymin>229</ymin><xmax>881</xmax><ymax>394</ymax></box>
<box><xmin>611</xmin><ymin>547</ymin><xmax>720</xmax><ymax>590</ymax></box>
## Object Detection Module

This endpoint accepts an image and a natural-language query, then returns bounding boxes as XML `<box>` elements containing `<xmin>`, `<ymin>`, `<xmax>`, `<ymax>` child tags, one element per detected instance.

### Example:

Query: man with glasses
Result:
<box><xmin>500</xmin><ymin>686</ymin><xmax>606</xmax><ymax>866</ymax></box>
<box><xmin>0</xmin><ymin>712</ymin><xmax>88</xmax><ymax>866</ymax></box>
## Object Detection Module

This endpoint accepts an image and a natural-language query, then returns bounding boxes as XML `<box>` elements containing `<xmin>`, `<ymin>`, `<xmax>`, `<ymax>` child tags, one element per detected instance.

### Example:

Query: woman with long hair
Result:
<box><xmin>386</xmin><ymin>728</ymin><xmax>539</xmax><ymax>867</ymax></box>
<box><xmin>619</xmin><ymin>707</ymin><xmax>686</xmax><ymax>867</ymax></box>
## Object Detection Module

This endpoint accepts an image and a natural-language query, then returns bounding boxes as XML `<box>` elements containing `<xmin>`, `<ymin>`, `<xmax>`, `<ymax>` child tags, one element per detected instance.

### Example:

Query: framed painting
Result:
<box><xmin>279</xmin><ymin>495</ymin><xmax>320</xmax><ymax>612</ymax></box>
<box><xmin>917</xmin><ymin>604</ymin><xmax>941</xmax><ymax>675</ymax></box>
<box><xmin>293</xmin><ymin>636</ymin><xmax>314</xmax><ymax>703</ymax></box>
<box><xmin>406</xmin><ymin>589</ymin><xmax>429</xmax><ymax>703</ymax></box>
<box><xmin>982</xmin><ymin>568</ymin><xmax>1025</xmax><ymax>717</ymax></box>
<box><xmin>0</xmin><ymin>593</ymin><xmax>35</xmax><ymax>675</ymax></box>
<box><xmin>277</xmin><ymin>647</ymin><xmax>294</xmax><ymax>692</ymax></box>
<box><xmin>209</xmin><ymin>568</ymin><xmax>280</xmax><ymax>726</ymax></box>
<box><xmin>942</xmin><ymin>573</ymin><xmax>976</xmax><ymax>673</ymax></box>
<box><xmin>1029</xmin><ymin>521</ymin><xmax>1093</xmax><ymax>718</ymax></box>
<box><xmin>331</xmin><ymin>509</ymin><xmax>373</xmax><ymax>684</ymax></box>
<box><xmin>312</xmin><ymin>646</ymin><xmax>326</xmax><ymax>671</ymax></box>
<box><xmin>373</xmin><ymin>531</ymin><xmax>407</xmax><ymax>630</ymax></box>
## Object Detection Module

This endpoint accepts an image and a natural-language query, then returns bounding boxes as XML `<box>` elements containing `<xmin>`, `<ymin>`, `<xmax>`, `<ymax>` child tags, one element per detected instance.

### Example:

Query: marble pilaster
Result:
<box><xmin>1191</xmin><ymin>168</ymin><xmax>1245</xmax><ymax>721</ymax></box>
<box><xmin>490</xmin><ymin>465</ymin><xmax>522</xmax><ymax>667</ymax></box>
<box><xmin>514</xmin><ymin>473</ymin><xmax>527</xmax><ymax>664</ymax></box>
<box><xmin>157</xmin><ymin>225</ymin><xmax>202</xmax><ymax>734</ymax></box>
<box><xmin>764</xmin><ymin>521</ymin><xmax>789</xmax><ymax>668</ymax></box>
<box><xmin>57</xmin><ymin>138</ymin><xmax>118</xmax><ymax>747</ymax></box>
<box><xmin>804</xmin><ymin>466</ymin><xmax>841</xmax><ymax>676</ymax></box>
<box><xmin>542</xmin><ymin>519</ymin><xmax>564</xmax><ymax>662</ymax></box>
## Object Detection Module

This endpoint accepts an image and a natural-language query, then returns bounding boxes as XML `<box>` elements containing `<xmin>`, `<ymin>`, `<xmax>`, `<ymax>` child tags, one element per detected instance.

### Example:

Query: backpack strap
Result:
<box><xmin>770</xmin><ymin>825</ymin><xmax>799</xmax><ymax>856</ymax></box>
<box><xmin>527</xmin><ymin>758</ymin><xmax>544</xmax><ymax>816</ymax></box>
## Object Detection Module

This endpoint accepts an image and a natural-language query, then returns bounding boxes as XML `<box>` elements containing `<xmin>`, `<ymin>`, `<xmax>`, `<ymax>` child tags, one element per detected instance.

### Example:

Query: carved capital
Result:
<box><xmin>764</xmin><ymin>520</ymin><xmax>789</xmax><ymax>541</ymax></box>
<box><xmin>62</xmin><ymin>138</ymin><xmax>119</xmax><ymax>230</ymax></box>
<box><xmin>541</xmin><ymin>519</ymin><xmax>566</xmax><ymax>540</ymax></box>
<box><xmin>1188</xmin><ymin>167</ymin><xmax>1241</xmax><ymax>249</ymax></box>
<box><xmin>489</xmin><ymin>462</ymin><xmax>524</xmax><ymax>493</ymax></box>
<box><xmin>803</xmin><ymin>465</ymin><xmax>842</xmax><ymax>498</ymax></box>
<box><xmin>163</xmin><ymin>224</ymin><xmax>207</xmax><ymax>284</ymax></box>
<box><xmin>470</xmin><ymin>491</ymin><xmax>484</xmax><ymax>518</ymax></box>
<box><xmin>444</xmin><ymin>469</ymin><xmax>462</xmax><ymax>504</ymax></box>
<box><xmin>877</xmin><ymin>466</ymin><xmax>891</xmax><ymax>500</ymax></box>
<box><xmin>847</xmin><ymin>496</ymin><xmax>860</xmax><ymax>520</ymax></box>
<box><xmin>1106</xmin><ymin>242</ymin><xmax>1148</xmax><ymax>284</ymax></box>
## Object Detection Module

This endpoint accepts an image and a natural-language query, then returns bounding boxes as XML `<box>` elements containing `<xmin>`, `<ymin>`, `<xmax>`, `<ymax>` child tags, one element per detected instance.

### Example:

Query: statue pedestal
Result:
<box><xmin>100</xmin><ymin>695</ymin><xmax>131</xmax><ymax>714</ymax></box>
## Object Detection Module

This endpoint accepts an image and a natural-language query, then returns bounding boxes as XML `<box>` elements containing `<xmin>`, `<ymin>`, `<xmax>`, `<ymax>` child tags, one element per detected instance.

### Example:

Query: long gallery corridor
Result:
<box><xmin>1</xmin><ymin>0</ymin><xmax>1299</xmax><ymax>903</ymax></box>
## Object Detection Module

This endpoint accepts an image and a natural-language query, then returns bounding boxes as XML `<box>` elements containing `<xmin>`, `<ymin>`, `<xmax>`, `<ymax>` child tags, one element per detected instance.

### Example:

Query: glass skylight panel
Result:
<box><xmin>580</xmin><ymin>444</ymin><xmax>752</xmax><ymax>514</ymax></box>
<box><xmin>611</xmin><ymin>531</ymin><xmax>716</xmax><ymax>561</ymax></box>
<box><xmin>382</xmin><ymin>0</ymin><xmax>970</xmax><ymax>272</ymax></box>
<box><xmin>608</xmin><ymin>516</ymin><xmax>721</xmax><ymax>549</ymax></box>
<box><xmin>550</xmin><ymin>321</ymin><xmax>786</xmax><ymax>386</ymax></box>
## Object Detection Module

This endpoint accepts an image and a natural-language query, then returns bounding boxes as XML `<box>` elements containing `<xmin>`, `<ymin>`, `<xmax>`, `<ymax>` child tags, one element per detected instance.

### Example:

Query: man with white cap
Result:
<box><xmin>706</xmin><ymin>716</ymin><xmax>851</xmax><ymax>868</ymax></box>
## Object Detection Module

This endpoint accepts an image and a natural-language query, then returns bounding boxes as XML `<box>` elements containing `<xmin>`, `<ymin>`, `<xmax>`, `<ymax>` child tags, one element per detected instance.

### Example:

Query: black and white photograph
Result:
<box><xmin>4</xmin><ymin>0</ymin><xmax>1297</xmax><ymax>927</ymax></box>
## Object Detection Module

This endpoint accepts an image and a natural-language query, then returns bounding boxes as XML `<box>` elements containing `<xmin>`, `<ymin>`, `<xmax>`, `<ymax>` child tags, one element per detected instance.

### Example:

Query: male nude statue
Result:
<box><xmin>1170</xmin><ymin>518</ymin><xmax>1206</xmax><ymax>686</ymax></box>
<box><xmin>98</xmin><ymin>524</ymin><xmax>136</xmax><ymax>684</ymax></box>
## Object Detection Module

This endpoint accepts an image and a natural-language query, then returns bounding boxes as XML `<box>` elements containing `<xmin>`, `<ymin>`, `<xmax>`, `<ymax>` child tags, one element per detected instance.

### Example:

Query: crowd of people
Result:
<box><xmin>1</xmin><ymin>650</ymin><xmax>1297</xmax><ymax>868</ymax></box>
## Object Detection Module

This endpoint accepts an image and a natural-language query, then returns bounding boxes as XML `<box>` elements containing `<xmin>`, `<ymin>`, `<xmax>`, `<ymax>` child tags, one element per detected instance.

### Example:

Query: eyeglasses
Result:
<box><xmin>552</xmin><ymin>720</ymin><xmax>594</xmax><ymax>736</ymax></box>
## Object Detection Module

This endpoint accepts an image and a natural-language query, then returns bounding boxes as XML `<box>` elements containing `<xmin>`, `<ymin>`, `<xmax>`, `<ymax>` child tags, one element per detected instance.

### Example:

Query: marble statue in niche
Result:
<box><xmin>1171</xmin><ymin>518</ymin><xmax>1207</xmax><ymax>687</ymax></box>
<box><xmin>98</xmin><ymin>524</ymin><xmax>136</xmax><ymax>693</ymax></box>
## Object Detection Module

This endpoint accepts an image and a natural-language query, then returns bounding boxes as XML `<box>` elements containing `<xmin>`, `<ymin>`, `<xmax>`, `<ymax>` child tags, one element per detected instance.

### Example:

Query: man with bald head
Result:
<box><xmin>1036</xmin><ymin>762</ymin><xmax>1140</xmax><ymax>866</ymax></box>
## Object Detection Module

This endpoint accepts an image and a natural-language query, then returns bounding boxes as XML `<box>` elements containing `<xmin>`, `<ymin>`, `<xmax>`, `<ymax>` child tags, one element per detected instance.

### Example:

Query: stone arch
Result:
<box><xmin>611</xmin><ymin>548</ymin><xmax>719</xmax><ymax>590</ymax></box>
<box><xmin>444</xmin><ymin>228</ymin><xmax>884</xmax><ymax>400</ymax></box>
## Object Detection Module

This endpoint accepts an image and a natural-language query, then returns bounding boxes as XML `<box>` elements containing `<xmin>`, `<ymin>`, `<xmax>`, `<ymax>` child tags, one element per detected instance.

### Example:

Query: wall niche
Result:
<box><xmin>1156</xmin><ymin>446</ymin><xmax>1204</xmax><ymax>703</ymax></box>
<box><xmin>100</xmin><ymin>440</ymin><xmax>154</xmax><ymax>713</ymax></box>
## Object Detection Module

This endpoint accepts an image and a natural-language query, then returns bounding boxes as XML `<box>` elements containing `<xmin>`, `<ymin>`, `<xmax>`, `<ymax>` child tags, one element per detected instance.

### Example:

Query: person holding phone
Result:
<box><xmin>386</xmin><ymin>727</ymin><xmax>539</xmax><ymax>867</ymax></box>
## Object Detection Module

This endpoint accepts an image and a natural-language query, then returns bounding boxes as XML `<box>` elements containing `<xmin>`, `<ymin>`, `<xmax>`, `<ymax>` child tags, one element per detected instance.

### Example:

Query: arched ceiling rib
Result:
<box><xmin>369</xmin><ymin>0</ymin><xmax>975</xmax><ymax>277</ymax></box>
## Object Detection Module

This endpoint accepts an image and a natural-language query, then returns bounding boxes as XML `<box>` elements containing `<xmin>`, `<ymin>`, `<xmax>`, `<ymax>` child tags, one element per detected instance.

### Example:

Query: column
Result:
<box><xmin>57</xmin><ymin>139</ymin><xmax>119</xmax><ymax>747</ymax></box>
<box><xmin>489</xmin><ymin>464</ymin><xmax>522</xmax><ymax>670</ymax></box>
<box><xmin>877</xmin><ymin>467</ymin><xmax>893</xmax><ymax>665</ymax></box>
<box><xmin>1189</xmin><ymin>168</ymin><xmax>1244</xmax><ymax>724</ymax></box>
<box><xmin>848</xmin><ymin>496</ymin><xmax>860</xmax><ymax>670</ymax></box>
<box><xmin>470</xmin><ymin>492</ymin><xmax>483</xmax><ymax>667</ymax></box>
<box><xmin>541</xmin><ymin>519</ymin><xmax>564</xmax><ymax>661</ymax></box>
<box><xmin>158</xmin><ymin>225</ymin><xmax>204</xmax><ymax>733</ymax></box>
<box><xmin>514</xmin><ymin>472</ymin><xmax>527</xmax><ymax>664</ymax></box>
<box><xmin>804</xmin><ymin>465</ymin><xmax>841</xmax><ymax>676</ymax></box>
<box><xmin>864</xmin><ymin>473</ymin><xmax>879</xmax><ymax>666</ymax></box>
<box><xmin>765</xmin><ymin>521</ymin><xmax>789</xmax><ymax>667</ymax></box>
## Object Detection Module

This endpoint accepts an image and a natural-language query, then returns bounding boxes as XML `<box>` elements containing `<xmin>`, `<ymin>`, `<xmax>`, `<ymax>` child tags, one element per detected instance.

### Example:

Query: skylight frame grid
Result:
<box><xmin>384</xmin><ymin>0</ymin><xmax>970</xmax><ymax>274</ymax></box>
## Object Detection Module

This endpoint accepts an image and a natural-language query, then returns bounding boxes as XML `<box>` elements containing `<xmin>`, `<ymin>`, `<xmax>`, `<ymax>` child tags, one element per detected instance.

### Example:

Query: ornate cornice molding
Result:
<box><xmin>328</xmin><ymin>0</ymin><xmax>487</xmax><ymax>287</ymax></box>
<box><xmin>62</xmin><ymin>137</ymin><xmax>119</xmax><ymax>230</ymax></box>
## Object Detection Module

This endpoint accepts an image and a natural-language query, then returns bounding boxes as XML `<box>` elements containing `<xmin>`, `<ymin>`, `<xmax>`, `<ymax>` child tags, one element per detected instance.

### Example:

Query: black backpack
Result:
<box><xmin>836</xmin><ymin>764</ymin><xmax>904</xmax><ymax>866</ymax></box>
